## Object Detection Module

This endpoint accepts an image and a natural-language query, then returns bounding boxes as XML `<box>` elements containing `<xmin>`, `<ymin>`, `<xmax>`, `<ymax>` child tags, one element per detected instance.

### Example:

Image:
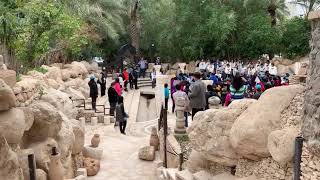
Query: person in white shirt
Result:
<box><xmin>268</xmin><ymin>63</ymin><xmax>278</xmax><ymax>76</ymax></box>
<box><xmin>207</xmin><ymin>63</ymin><xmax>215</xmax><ymax>73</ymax></box>
<box><xmin>199</xmin><ymin>60</ymin><xmax>207</xmax><ymax>72</ymax></box>
<box><xmin>224</xmin><ymin>64</ymin><xmax>232</xmax><ymax>78</ymax></box>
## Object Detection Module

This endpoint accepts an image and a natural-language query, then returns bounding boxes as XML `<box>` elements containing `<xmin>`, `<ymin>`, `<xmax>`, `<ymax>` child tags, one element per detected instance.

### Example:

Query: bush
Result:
<box><xmin>16</xmin><ymin>74</ymin><xmax>22</xmax><ymax>82</ymax></box>
<box><xmin>34</xmin><ymin>67</ymin><xmax>48</xmax><ymax>74</ymax></box>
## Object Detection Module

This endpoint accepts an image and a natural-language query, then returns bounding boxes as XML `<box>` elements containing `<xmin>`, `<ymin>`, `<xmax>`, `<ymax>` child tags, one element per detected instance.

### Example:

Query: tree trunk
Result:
<box><xmin>130</xmin><ymin>0</ymin><xmax>140</xmax><ymax>59</ymax></box>
<box><xmin>302</xmin><ymin>15</ymin><xmax>320</xmax><ymax>155</ymax></box>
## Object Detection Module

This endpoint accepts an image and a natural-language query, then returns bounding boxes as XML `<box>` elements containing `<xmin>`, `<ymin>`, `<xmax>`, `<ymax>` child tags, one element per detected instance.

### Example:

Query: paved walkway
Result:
<box><xmin>85</xmin><ymin>87</ymin><xmax>159</xmax><ymax>180</ymax></box>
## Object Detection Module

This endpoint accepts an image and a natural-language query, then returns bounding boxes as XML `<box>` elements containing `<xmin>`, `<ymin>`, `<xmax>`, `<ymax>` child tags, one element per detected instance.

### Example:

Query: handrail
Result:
<box><xmin>70</xmin><ymin>97</ymin><xmax>110</xmax><ymax>116</ymax></box>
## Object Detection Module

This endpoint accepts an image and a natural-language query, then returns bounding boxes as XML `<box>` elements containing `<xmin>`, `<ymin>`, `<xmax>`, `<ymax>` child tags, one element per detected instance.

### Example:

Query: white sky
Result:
<box><xmin>286</xmin><ymin>0</ymin><xmax>308</xmax><ymax>17</ymax></box>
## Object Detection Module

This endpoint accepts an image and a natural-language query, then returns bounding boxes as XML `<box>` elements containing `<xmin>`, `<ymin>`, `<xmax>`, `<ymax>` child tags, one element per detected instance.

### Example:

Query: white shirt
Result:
<box><xmin>225</xmin><ymin>66</ymin><xmax>232</xmax><ymax>75</ymax></box>
<box><xmin>269</xmin><ymin>66</ymin><xmax>278</xmax><ymax>76</ymax></box>
<box><xmin>199</xmin><ymin>62</ymin><xmax>207</xmax><ymax>70</ymax></box>
<box><xmin>207</xmin><ymin>64</ymin><xmax>215</xmax><ymax>73</ymax></box>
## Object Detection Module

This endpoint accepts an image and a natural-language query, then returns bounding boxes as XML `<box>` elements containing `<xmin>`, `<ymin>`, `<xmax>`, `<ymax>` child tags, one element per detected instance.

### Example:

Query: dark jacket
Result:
<box><xmin>115</xmin><ymin>103</ymin><xmax>128</xmax><ymax>122</ymax></box>
<box><xmin>108</xmin><ymin>87</ymin><xmax>118</xmax><ymax>104</ymax></box>
<box><xmin>188</xmin><ymin>80</ymin><xmax>206</xmax><ymax>109</ymax></box>
<box><xmin>88</xmin><ymin>80</ymin><xmax>98</xmax><ymax>98</ymax></box>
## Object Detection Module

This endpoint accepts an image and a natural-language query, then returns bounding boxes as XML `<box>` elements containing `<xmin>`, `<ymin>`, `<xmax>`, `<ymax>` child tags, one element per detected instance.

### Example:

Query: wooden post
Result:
<box><xmin>163</xmin><ymin>107</ymin><xmax>168</xmax><ymax>168</ymax></box>
<box><xmin>28</xmin><ymin>154</ymin><xmax>36</xmax><ymax>180</ymax></box>
<box><xmin>179</xmin><ymin>153</ymin><xmax>183</xmax><ymax>171</ymax></box>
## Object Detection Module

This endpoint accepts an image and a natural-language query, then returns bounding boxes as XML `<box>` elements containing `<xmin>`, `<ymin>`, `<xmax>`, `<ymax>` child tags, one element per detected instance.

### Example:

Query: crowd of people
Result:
<box><xmin>88</xmin><ymin>58</ymin><xmax>291</xmax><ymax>133</ymax></box>
<box><xmin>167</xmin><ymin>59</ymin><xmax>291</xmax><ymax>128</ymax></box>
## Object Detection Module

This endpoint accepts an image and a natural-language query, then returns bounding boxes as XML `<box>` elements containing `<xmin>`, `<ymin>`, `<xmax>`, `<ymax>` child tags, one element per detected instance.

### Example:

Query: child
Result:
<box><xmin>164</xmin><ymin>83</ymin><xmax>170</xmax><ymax>110</ymax></box>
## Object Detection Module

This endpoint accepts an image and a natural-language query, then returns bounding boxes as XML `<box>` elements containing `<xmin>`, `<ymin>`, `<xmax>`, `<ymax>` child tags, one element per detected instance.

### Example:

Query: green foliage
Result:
<box><xmin>281</xmin><ymin>17</ymin><xmax>311</xmax><ymax>59</ymax></box>
<box><xmin>34</xmin><ymin>67</ymin><xmax>48</xmax><ymax>74</ymax></box>
<box><xmin>16</xmin><ymin>74</ymin><xmax>21</xmax><ymax>82</ymax></box>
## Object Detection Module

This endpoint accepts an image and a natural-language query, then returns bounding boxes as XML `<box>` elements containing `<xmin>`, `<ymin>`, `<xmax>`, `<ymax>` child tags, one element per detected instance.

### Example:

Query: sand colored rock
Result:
<box><xmin>27</xmin><ymin>102</ymin><xmax>63</xmax><ymax>141</ymax></box>
<box><xmin>230</xmin><ymin>85</ymin><xmax>304</xmax><ymax>160</ymax></box>
<box><xmin>0</xmin><ymin>135</ymin><xmax>23</xmax><ymax>180</ymax></box>
<box><xmin>0</xmin><ymin>108</ymin><xmax>25</xmax><ymax>144</ymax></box>
<box><xmin>20</xmin><ymin>107</ymin><xmax>34</xmax><ymax>131</ymax></box>
<box><xmin>267</xmin><ymin>127</ymin><xmax>299</xmax><ymax>165</ymax></box>
<box><xmin>0</xmin><ymin>79</ymin><xmax>16</xmax><ymax>111</ymax></box>
<box><xmin>71</xmin><ymin>119</ymin><xmax>85</xmax><ymax>155</ymax></box>
<box><xmin>0</xmin><ymin>69</ymin><xmax>16</xmax><ymax>88</ymax></box>
<box><xmin>36</xmin><ymin>169</ymin><xmax>47</xmax><ymax>180</ymax></box>
<box><xmin>56</xmin><ymin>114</ymin><xmax>75</xmax><ymax>163</ymax></box>
<box><xmin>189</xmin><ymin>99</ymin><xmax>257</xmax><ymax>166</ymax></box>
<box><xmin>139</xmin><ymin>146</ymin><xmax>155</xmax><ymax>161</ymax></box>
<box><xmin>187</xmin><ymin>150</ymin><xmax>210</xmax><ymax>173</ymax></box>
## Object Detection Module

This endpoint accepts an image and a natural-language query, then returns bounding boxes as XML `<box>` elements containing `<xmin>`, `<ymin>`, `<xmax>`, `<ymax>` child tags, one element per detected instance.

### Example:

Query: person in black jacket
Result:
<box><xmin>108</xmin><ymin>82</ymin><xmax>119</xmax><ymax>116</ymax></box>
<box><xmin>97</xmin><ymin>72</ymin><xmax>107</xmax><ymax>97</ymax></box>
<box><xmin>88</xmin><ymin>76</ymin><xmax>98</xmax><ymax>110</ymax></box>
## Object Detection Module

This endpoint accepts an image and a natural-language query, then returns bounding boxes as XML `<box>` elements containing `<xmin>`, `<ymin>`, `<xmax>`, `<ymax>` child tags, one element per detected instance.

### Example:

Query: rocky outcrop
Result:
<box><xmin>0</xmin><ymin>79</ymin><xmax>16</xmax><ymax>111</ymax></box>
<box><xmin>41</xmin><ymin>88</ymin><xmax>77</xmax><ymax>119</ymax></box>
<box><xmin>0</xmin><ymin>108</ymin><xmax>25</xmax><ymax>144</ymax></box>
<box><xmin>267</xmin><ymin>127</ymin><xmax>299</xmax><ymax>165</ymax></box>
<box><xmin>26</xmin><ymin>102</ymin><xmax>63</xmax><ymax>141</ymax></box>
<box><xmin>71</xmin><ymin>120</ymin><xmax>85</xmax><ymax>155</ymax></box>
<box><xmin>188</xmin><ymin>99</ymin><xmax>257</xmax><ymax>166</ymax></box>
<box><xmin>0</xmin><ymin>135</ymin><xmax>24</xmax><ymax>180</ymax></box>
<box><xmin>20</xmin><ymin>107</ymin><xmax>35</xmax><ymax>131</ymax></box>
<box><xmin>139</xmin><ymin>146</ymin><xmax>155</xmax><ymax>161</ymax></box>
<box><xmin>230</xmin><ymin>85</ymin><xmax>304</xmax><ymax>160</ymax></box>
<box><xmin>0</xmin><ymin>69</ymin><xmax>16</xmax><ymax>88</ymax></box>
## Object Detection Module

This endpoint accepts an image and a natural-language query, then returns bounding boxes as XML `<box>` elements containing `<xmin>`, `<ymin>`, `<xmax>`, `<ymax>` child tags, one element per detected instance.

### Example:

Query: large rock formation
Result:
<box><xmin>230</xmin><ymin>85</ymin><xmax>304</xmax><ymax>160</ymax></box>
<box><xmin>0</xmin><ymin>108</ymin><xmax>25</xmax><ymax>144</ymax></box>
<box><xmin>0</xmin><ymin>79</ymin><xmax>16</xmax><ymax>111</ymax></box>
<box><xmin>0</xmin><ymin>69</ymin><xmax>16</xmax><ymax>88</ymax></box>
<box><xmin>26</xmin><ymin>102</ymin><xmax>63</xmax><ymax>141</ymax></box>
<box><xmin>0</xmin><ymin>135</ymin><xmax>23</xmax><ymax>180</ymax></box>
<box><xmin>188</xmin><ymin>99</ymin><xmax>257</xmax><ymax>166</ymax></box>
<box><xmin>302</xmin><ymin>14</ymin><xmax>320</xmax><ymax>155</ymax></box>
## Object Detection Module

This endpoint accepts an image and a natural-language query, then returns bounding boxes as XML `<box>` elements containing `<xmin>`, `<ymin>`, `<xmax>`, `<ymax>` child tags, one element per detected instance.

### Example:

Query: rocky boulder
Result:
<box><xmin>267</xmin><ymin>127</ymin><xmax>299</xmax><ymax>165</ymax></box>
<box><xmin>0</xmin><ymin>79</ymin><xmax>16</xmax><ymax>111</ymax></box>
<box><xmin>26</xmin><ymin>102</ymin><xmax>63</xmax><ymax>141</ymax></box>
<box><xmin>188</xmin><ymin>99</ymin><xmax>257</xmax><ymax>166</ymax></box>
<box><xmin>0</xmin><ymin>108</ymin><xmax>25</xmax><ymax>144</ymax></box>
<box><xmin>70</xmin><ymin>120</ymin><xmax>84</xmax><ymax>155</ymax></box>
<box><xmin>0</xmin><ymin>69</ymin><xmax>16</xmax><ymax>88</ymax></box>
<box><xmin>230</xmin><ymin>85</ymin><xmax>304</xmax><ymax>160</ymax></box>
<box><xmin>41</xmin><ymin>88</ymin><xmax>77</xmax><ymax>119</ymax></box>
<box><xmin>84</xmin><ymin>157</ymin><xmax>100</xmax><ymax>176</ymax></box>
<box><xmin>139</xmin><ymin>146</ymin><xmax>155</xmax><ymax>161</ymax></box>
<box><xmin>43</xmin><ymin>65</ymin><xmax>63</xmax><ymax>84</ymax></box>
<box><xmin>20</xmin><ymin>107</ymin><xmax>34</xmax><ymax>131</ymax></box>
<box><xmin>0</xmin><ymin>135</ymin><xmax>23</xmax><ymax>180</ymax></box>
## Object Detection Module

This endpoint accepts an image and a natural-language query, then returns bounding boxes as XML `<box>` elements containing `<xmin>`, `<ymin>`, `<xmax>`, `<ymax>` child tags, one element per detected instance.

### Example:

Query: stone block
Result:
<box><xmin>139</xmin><ymin>146</ymin><xmax>155</xmax><ymax>161</ymax></box>
<box><xmin>76</xmin><ymin>168</ymin><xmax>87</xmax><ymax>177</ymax></box>
<box><xmin>97</xmin><ymin>114</ymin><xmax>104</xmax><ymax>123</ymax></box>
<box><xmin>82</xmin><ymin>146</ymin><xmax>103</xmax><ymax>160</ymax></box>
<box><xmin>91</xmin><ymin>117</ymin><xmax>98</xmax><ymax>126</ymax></box>
<box><xmin>104</xmin><ymin>116</ymin><xmax>110</xmax><ymax>125</ymax></box>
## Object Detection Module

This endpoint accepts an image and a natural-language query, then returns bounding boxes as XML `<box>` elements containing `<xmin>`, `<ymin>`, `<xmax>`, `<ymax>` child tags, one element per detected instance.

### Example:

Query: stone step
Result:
<box><xmin>193</xmin><ymin>172</ymin><xmax>236</xmax><ymax>180</ymax></box>
<box><xmin>176</xmin><ymin>169</ymin><xmax>193</xmax><ymax>180</ymax></box>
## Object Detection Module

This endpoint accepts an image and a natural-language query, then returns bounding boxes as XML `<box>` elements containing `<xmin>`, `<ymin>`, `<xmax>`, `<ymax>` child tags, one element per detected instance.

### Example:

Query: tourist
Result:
<box><xmin>188</xmin><ymin>72</ymin><xmax>206</xmax><ymax>120</ymax></box>
<box><xmin>128</xmin><ymin>67</ymin><xmax>134</xmax><ymax>90</ymax></box>
<box><xmin>209</xmin><ymin>72</ymin><xmax>219</xmax><ymax>85</ymax></box>
<box><xmin>138</xmin><ymin>57</ymin><xmax>148</xmax><ymax>78</ymax></box>
<box><xmin>173</xmin><ymin>84</ymin><xmax>190</xmax><ymax>127</ymax></box>
<box><xmin>108</xmin><ymin>82</ymin><xmax>118</xmax><ymax>116</ymax></box>
<box><xmin>151</xmin><ymin>68</ymin><xmax>156</xmax><ymax>88</ymax></box>
<box><xmin>133</xmin><ymin>66</ymin><xmax>139</xmax><ymax>89</ymax></box>
<box><xmin>269</xmin><ymin>63</ymin><xmax>278</xmax><ymax>76</ymax></box>
<box><xmin>224</xmin><ymin>64</ymin><xmax>232</xmax><ymax>79</ymax></box>
<box><xmin>199</xmin><ymin>59</ymin><xmax>207</xmax><ymax>73</ymax></box>
<box><xmin>164</xmin><ymin>83</ymin><xmax>170</xmax><ymax>110</ymax></box>
<box><xmin>114</xmin><ymin>78</ymin><xmax>122</xmax><ymax>96</ymax></box>
<box><xmin>205</xmin><ymin>85</ymin><xmax>218</xmax><ymax>110</ymax></box>
<box><xmin>122</xmin><ymin>68</ymin><xmax>129</xmax><ymax>91</ymax></box>
<box><xmin>115</xmin><ymin>96</ymin><xmax>129</xmax><ymax>135</ymax></box>
<box><xmin>88</xmin><ymin>76</ymin><xmax>98</xmax><ymax>110</ymax></box>
<box><xmin>252</xmin><ymin>84</ymin><xmax>262</xmax><ymax>100</ymax></box>
<box><xmin>97</xmin><ymin>72</ymin><xmax>106</xmax><ymax>97</ymax></box>
<box><xmin>230</xmin><ymin>74</ymin><xmax>247</xmax><ymax>100</ymax></box>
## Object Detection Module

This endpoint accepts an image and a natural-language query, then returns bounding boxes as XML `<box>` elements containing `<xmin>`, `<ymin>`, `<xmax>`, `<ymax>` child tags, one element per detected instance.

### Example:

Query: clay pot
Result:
<box><xmin>150</xmin><ymin>127</ymin><xmax>160</xmax><ymax>150</ymax></box>
<box><xmin>84</xmin><ymin>157</ymin><xmax>100</xmax><ymax>176</ymax></box>
<box><xmin>91</xmin><ymin>134</ymin><xmax>100</xmax><ymax>148</ymax></box>
<box><xmin>48</xmin><ymin>148</ymin><xmax>64</xmax><ymax>180</ymax></box>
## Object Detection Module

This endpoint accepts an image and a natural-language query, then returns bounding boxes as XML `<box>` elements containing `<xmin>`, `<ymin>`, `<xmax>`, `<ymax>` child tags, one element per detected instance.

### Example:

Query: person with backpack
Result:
<box><xmin>115</xmin><ymin>96</ymin><xmax>129</xmax><ymax>134</ymax></box>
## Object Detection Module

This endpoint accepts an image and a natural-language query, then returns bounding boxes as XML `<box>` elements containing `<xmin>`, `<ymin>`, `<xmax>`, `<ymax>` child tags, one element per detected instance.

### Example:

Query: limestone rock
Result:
<box><xmin>20</xmin><ymin>107</ymin><xmax>34</xmax><ymax>131</ymax></box>
<box><xmin>0</xmin><ymin>135</ymin><xmax>23</xmax><ymax>180</ymax></box>
<box><xmin>27</xmin><ymin>102</ymin><xmax>63</xmax><ymax>141</ymax></box>
<box><xmin>27</xmin><ymin>138</ymin><xmax>58</xmax><ymax>172</ymax></box>
<box><xmin>230</xmin><ymin>85</ymin><xmax>304</xmax><ymax>160</ymax></box>
<box><xmin>84</xmin><ymin>157</ymin><xmax>100</xmax><ymax>176</ymax></box>
<box><xmin>47</xmin><ymin>79</ymin><xmax>59</xmax><ymax>89</ymax></box>
<box><xmin>139</xmin><ymin>146</ymin><xmax>155</xmax><ymax>161</ymax></box>
<box><xmin>0</xmin><ymin>69</ymin><xmax>16</xmax><ymax>88</ymax></box>
<box><xmin>267</xmin><ymin>127</ymin><xmax>299</xmax><ymax>164</ymax></box>
<box><xmin>188</xmin><ymin>99</ymin><xmax>256</xmax><ymax>166</ymax></box>
<box><xmin>187</xmin><ymin>150</ymin><xmax>210</xmax><ymax>173</ymax></box>
<box><xmin>82</xmin><ymin>146</ymin><xmax>103</xmax><ymax>160</ymax></box>
<box><xmin>41</xmin><ymin>88</ymin><xmax>77</xmax><ymax>119</ymax></box>
<box><xmin>36</xmin><ymin>169</ymin><xmax>47</xmax><ymax>180</ymax></box>
<box><xmin>62</xmin><ymin>69</ymin><xmax>72</xmax><ymax>81</ymax></box>
<box><xmin>0</xmin><ymin>79</ymin><xmax>16</xmax><ymax>111</ymax></box>
<box><xmin>71</xmin><ymin>120</ymin><xmax>85</xmax><ymax>155</ymax></box>
<box><xmin>71</xmin><ymin>61</ymin><xmax>88</xmax><ymax>76</ymax></box>
<box><xmin>0</xmin><ymin>108</ymin><xmax>25</xmax><ymax>144</ymax></box>
<box><xmin>43</xmin><ymin>65</ymin><xmax>63</xmax><ymax>83</ymax></box>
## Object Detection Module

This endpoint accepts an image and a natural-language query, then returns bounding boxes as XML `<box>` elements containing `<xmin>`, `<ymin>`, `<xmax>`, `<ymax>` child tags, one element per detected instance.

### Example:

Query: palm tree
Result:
<box><xmin>267</xmin><ymin>0</ymin><xmax>288</xmax><ymax>26</ymax></box>
<box><xmin>129</xmin><ymin>0</ymin><xmax>140</xmax><ymax>57</ymax></box>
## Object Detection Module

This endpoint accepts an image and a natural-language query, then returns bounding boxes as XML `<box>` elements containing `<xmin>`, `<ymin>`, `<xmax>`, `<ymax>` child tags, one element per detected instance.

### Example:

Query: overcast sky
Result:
<box><xmin>286</xmin><ymin>0</ymin><xmax>307</xmax><ymax>17</ymax></box>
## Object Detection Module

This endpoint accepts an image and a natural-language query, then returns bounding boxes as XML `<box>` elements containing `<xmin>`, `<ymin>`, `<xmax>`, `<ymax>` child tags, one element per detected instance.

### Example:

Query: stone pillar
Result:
<box><xmin>154</xmin><ymin>65</ymin><xmax>162</xmax><ymax>76</ymax></box>
<box><xmin>155</xmin><ymin>75</ymin><xmax>172</xmax><ymax>115</ymax></box>
<box><xmin>208</xmin><ymin>96</ymin><xmax>221</xmax><ymax>109</ymax></box>
<box><xmin>302</xmin><ymin>11</ymin><xmax>320</xmax><ymax>155</ymax></box>
<box><xmin>174</xmin><ymin>108</ymin><xmax>186</xmax><ymax>135</ymax></box>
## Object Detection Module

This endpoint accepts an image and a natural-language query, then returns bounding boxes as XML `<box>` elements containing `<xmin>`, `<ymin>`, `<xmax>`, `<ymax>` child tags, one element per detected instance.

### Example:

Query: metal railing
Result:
<box><xmin>70</xmin><ymin>97</ymin><xmax>111</xmax><ymax>116</ymax></box>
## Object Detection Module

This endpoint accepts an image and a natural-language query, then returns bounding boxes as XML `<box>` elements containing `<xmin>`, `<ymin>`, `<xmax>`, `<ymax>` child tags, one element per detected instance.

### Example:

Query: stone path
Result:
<box><xmin>85</xmin><ymin>87</ymin><xmax>160</xmax><ymax>180</ymax></box>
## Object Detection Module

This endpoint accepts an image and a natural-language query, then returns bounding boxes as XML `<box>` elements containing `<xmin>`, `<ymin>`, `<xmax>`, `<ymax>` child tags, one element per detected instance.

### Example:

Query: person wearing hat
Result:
<box><xmin>97</xmin><ymin>72</ymin><xmax>107</xmax><ymax>96</ymax></box>
<box><xmin>88</xmin><ymin>76</ymin><xmax>98</xmax><ymax>110</ymax></box>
